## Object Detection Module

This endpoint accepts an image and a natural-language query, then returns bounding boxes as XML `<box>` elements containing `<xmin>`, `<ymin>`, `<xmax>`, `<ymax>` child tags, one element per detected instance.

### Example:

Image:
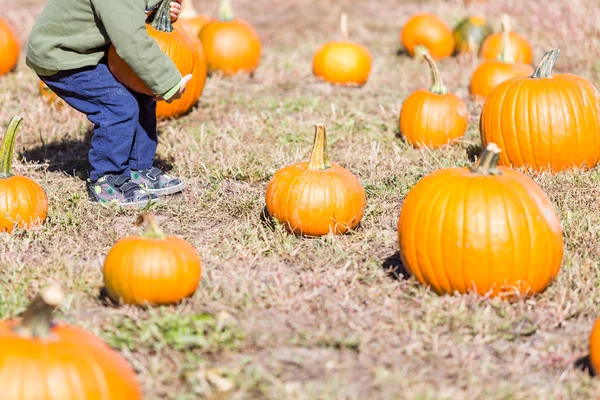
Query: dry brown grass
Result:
<box><xmin>2</xmin><ymin>0</ymin><xmax>600</xmax><ymax>398</ymax></box>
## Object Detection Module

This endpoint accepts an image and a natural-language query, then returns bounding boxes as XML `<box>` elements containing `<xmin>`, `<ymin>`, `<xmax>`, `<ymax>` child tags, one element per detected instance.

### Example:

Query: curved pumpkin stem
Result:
<box><xmin>471</xmin><ymin>143</ymin><xmax>502</xmax><ymax>175</ymax></box>
<box><xmin>13</xmin><ymin>284</ymin><xmax>64</xmax><ymax>339</ymax></box>
<box><xmin>308</xmin><ymin>124</ymin><xmax>332</xmax><ymax>170</ymax></box>
<box><xmin>532</xmin><ymin>49</ymin><xmax>560</xmax><ymax>79</ymax></box>
<box><xmin>219</xmin><ymin>0</ymin><xmax>234</xmax><ymax>22</ymax></box>
<box><xmin>136</xmin><ymin>213</ymin><xmax>166</xmax><ymax>239</ymax></box>
<box><xmin>423</xmin><ymin>53</ymin><xmax>447</xmax><ymax>95</ymax></box>
<box><xmin>340</xmin><ymin>13</ymin><xmax>349</xmax><ymax>41</ymax></box>
<box><xmin>149</xmin><ymin>0</ymin><xmax>174</xmax><ymax>32</ymax></box>
<box><xmin>0</xmin><ymin>116</ymin><xmax>23</xmax><ymax>179</ymax></box>
<box><xmin>181</xmin><ymin>0</ymin><xmax>199</xmax><ymax>19</ymax></box>
<box><xmin>497</xmin><ymin>14</ymin><xmax>514</xmax><ymax>63</ymax></box>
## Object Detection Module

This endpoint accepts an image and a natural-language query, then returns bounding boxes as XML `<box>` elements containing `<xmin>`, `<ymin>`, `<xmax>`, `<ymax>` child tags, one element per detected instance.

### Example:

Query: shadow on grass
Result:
<box><xmin>21</xmin><ymin>128</ymin><xmax>175</xmax><ymax>181</ymax></box>
<box><xmin>382</xmin><ymin>251</ymin><xmax>411</xmax><ymax>281</ymax></box>
<box><xmin>467</xmin><ymin>144</ymin><xmax>483</xmax><ymax>162</ymax></box>
<box><xmin>98</xmin><ymin>287</ymin><xmax>119</xmax><ymax>308</ymax></box>
<box><xmin>574</xmin><ymin>354</ymin><xmax>595</xmax><ymax>377</ymax></box>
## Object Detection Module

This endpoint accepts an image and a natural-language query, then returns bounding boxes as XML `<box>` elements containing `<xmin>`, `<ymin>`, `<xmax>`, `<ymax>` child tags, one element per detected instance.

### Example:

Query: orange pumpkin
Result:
<box><xmin>266</xmin><ymin>124</ymin><xmax>366</xmax><ymax>237</ymax></box>
<box><xmin>399</xmin><ymin>53</ymin><xmax>468</xmax><ymax>148</ymax></box>
<box><xmin>398</xmin><ymin>143</ymin><xmax>563</xmax><ymax>298</ymax></box>
<box><xmin>470</xmin><ymin>16</ymin><xmax>534</xmax><ymax>98</ymax></box>
<box><xmin>103</xmin><ymin>213</ymin><xmax>202</xmax><ymax>306</ymax></box>
<box><xmin>590</xmin><ymin>317</ymin><xmax>600</xmax><ymax>375</ymax></box>
<box><xmin>179</xmin><ymin>0</ymin><xmax>212</xmax><ymax>38</ymax></box>
<box><xmin>0</xmin><ymin>116</ymin><xmax>48</xmax><ymax>233</ymax></box>
<box><xmin>480</xmin><ymin>15</ymin><xmax>533</xmax><ymax>64</ymax></box>
<box><xmin>0</xmin><ymin>18</ymin><xmax>19</xmax><ymax>76</ymax></box>
<box><xmin>108</xmin><ymin>0</ymin><xmax>207</xmax><ymax>120</ymax></box>
<box><xmin>199</xmin><ymin>0</ymin><xmax>261</xmax><ymax>75</ymax></box>
<box><xmin>452</xmin><ymin>16</ymin><xmax>493</xmax><ymax>54</ymax></box>
<box><xmin>480</xmin><ymin>49</ymin><xmax>600</xmax><ymax>171</ymax></box>
<box><xmin>312</xmin><ymin>14</ymin><xmax>373</xmax><ymax>86</ymax></box>
<box><xmin>400</xmin><ymin>14</ymin><xmax>454</xmax><ymax>60</ymax></box>
<box><xmin>38</xmin><ymin>80</ymin><xmax>64</xmax><ymax>107</ymax></box>
<box><xmin>0</xmin><ymin>285</ymin><xmax>142</xmax><ymax>398</ymax></box>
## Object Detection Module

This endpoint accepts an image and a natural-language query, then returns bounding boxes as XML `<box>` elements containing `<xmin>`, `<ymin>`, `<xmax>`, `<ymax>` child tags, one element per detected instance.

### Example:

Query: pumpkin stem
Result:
<box><xmin>413</xmin><ymin>45</ymin><xmax>428</xmax><ymax>59</ymax></box>
<box><xmin>136</xmin><ymin>213</ymin><xmax>166</xmax><ymax>239</ymax></box>
<box><xmin>13</xmin><ymin>284</ymin><xmax>64</xmax><ymax>339</ymax></box>
<box><xmin>423</xmin><ymin>53</ymin><xmax>447</xmax><ymax>95</ymax></box>
<box><xmin>219</xmin><ymin>0</ymin><xmax>234</xmax><ymax>22</ymax></box>
<box><xmin>471</xmin><ymin>143</ymin><xmax>502</xmax><ymax>175</ymax></box>
<box><xmin>0</xmin><ymin>116</ymin><xmax>23</xmax><ymax>179</ymax></box>
<box><xmin>308</xmin><ymin>124</ymin><xmax>332</xmax><ymax>170</ymax></box>
<box><xmin>340</xmin><ymin>13</ymin><xmax>349</xmax><ymax>41</ymax></box>
<box><xmin>497</xmin><ymin>14</ymin><xmax>515</xmax><ymax>63</ymax></box>
<box><xmin>532</xmin><ymin>49</ymin><xmax>560</xmax><ymax>79</ymax></box>
<box><xmin>180</xmin><ymin>0</ymin><xmax>199</xmax><ymax>18</ymax></box>
<box><xmin>149</xmin><ymin>0</ymin><xmax>174</xmax><ymax>32</ymax></box>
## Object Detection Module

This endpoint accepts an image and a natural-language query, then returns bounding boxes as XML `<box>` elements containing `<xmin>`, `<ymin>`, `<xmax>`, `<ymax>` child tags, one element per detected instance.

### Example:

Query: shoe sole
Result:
<box><xmin>88</xmin><ymin>197</ymin><xmax>162</xmax><ymax>209</ymax></box>
<box><xmin>145</xmin><ymin>181</ymin><xmax>187</xmax><ymax>197</ymax></box>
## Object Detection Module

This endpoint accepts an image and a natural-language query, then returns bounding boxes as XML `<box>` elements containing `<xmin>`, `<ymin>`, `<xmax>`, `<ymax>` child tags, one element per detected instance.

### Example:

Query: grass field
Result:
<box><xmin>2</xmin><ymin>0</ymin><xmax>600</xmax><ymax>398</ymax></box>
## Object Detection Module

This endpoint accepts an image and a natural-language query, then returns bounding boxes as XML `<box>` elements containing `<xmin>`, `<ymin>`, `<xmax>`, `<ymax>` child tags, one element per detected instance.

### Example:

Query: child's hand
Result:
<box><xmin>170</xmin><ymin>0</ymin><xmax>182</xmax><ymax>22</ymax></box>
<box><xmin>155</xmin><ymin>74</ymin><xmax>193</xmax><ymax>103</ymax></box>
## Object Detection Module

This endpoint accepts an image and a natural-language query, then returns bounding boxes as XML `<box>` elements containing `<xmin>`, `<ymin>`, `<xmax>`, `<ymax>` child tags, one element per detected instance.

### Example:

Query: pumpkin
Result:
<box><xmin>0</xmin><ymin>18</ymin><xmax>19</xmax><ymax>76</ymax></box>
<box><xmin>590</xmin><ymin>317</ymin><xmax>600</xmax><ymax>375</ymax></box>
<box><xmin>103</xmin><ymin>213</ymin><xmax>202</xmax><ymax>306</ymax></box>
<box><xmin>400</xmin><ymin>13</ymin><xmax>454</xmax><ymax>60</ymax></box>
<box><xmin>0</xmin><ymin>285</ymin><xmax>142</xmax><ymax>398</ymax></box>
<box><xmin>470</xmin><ymin>15</ymin><xmax>534</xmax><ymax>98</ymax></box>
<box><xmin>480</xmin><ymin>14</ymin><xmax>533</xmax><ymax>64</ymax></box>
<box><xmin>265</xmin><ymin>124</ymin><xmax>366</xmax><ymax>237</ymax></box>
<box><xmin>398</xmin><ymin>143</ymin><xmax>563</xmax><ymax>298</ymax></box>
<box><xmin>38</xmin><ymin>80</ymin><xmax>64</xmax><ymax>107</ymax></box>
<box><xmin>108</xmin><ymin>0</ymin><xmax>207</xmax><ymax>120</ymax></box>
<box><xmin>179</xmin><ymin>0</ymin><xmax>212</xmax><ymax>38</ymax></box>
<box><xmin>0</xmin><ymin>116</ymin><xmax>48</xmax><ymax>233</ymax></box>
<box><xmin>312</xmin><ymin>14</ymin><xmax>373</xmax><ymax>86</ymax></box>
<box><xmin>452</xmin><ymin>16</ymin><xmax>492</xmax><ymax>54</ymax></box>
<box><xmin>199</xmin><ymin>0</ymin><xmax>261</xmax><ymax>75</ymax></box>
<box><xmin>480</xmin><ymin>49</ymin><xmax>600</xmax><ymax>171</ymax></box>
<box><xmin>399</xmin><ymin>52</ymin><xmax>468</xmax><ymax>148</ymax></box>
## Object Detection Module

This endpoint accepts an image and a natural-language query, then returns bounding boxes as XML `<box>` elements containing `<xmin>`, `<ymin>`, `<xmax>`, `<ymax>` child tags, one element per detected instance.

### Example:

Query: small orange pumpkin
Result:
<box><xmin>103</xmin><ymin>213</ymin><xmax>202</xmax><ymax>306</ymax></box>
<box><xmin>108</xmin><ymin>0</ymin><xmax>207</xmax><ymax>120</ymax></box>
<box><xmin>266</xmin><ymin>124</ymin><xmax>366</xmax><ymax>237</ymax></box>
<box><xmin>312</xmin><ymin>14</ymin><xmax>373</xmax><ymax>86</ymax></box>
<box><xmin>590</xmin><ymin>317</ymin><xmax>600</xmax><ymax>375</ymax></box>
<box><xmin>0</xmin><ymin>18</ymin><xmax>19</xmax><ymax>76</ymax></box>
<box><xmin>38</xmin><ymin>80</ymin><xmax>64</xmax><ymax>107</ymax></box>
<box><xmin>0</xmin><ymin>116</ymin><xmax>48</xmax><ymax>233</ymax></box>
<box><xmin>400</xmin><ymin>13</ymin><xmax>454</xmax><ymax>60</ymax></box>
<box><xmin>481</xmin><ymin>49</ymin><xmax>600</xmax><ymax>171</ymax></box>
<box><xmin>0</xmin><ymin>285</ymin><xmax>142</xmax><ymax>398</ymax></box>
<box><xmin>199</xmin><ymin>0</ymin><xmax>261</xmax><ymax>75</ymax></box>
<box><xmin>480</xmin><ymin>15</ymin><xmax>533</xmax><ymax>64</ymax></box>
<box><xmin>470</xmin><ymin>15</ymin><xmax>534</xmax><ymax>98</ymax></box>
<box><xmin>398</xmin><ymin>143</ymin><xmax>563</xmax><ymax>298</ymax></box>
<box><xmin>399</xmin><ymin>53</ymin><xmax>468</xmax><ymax>148</ymax></box>
<box><xmin>452</xmin><ymin>16</ymin><xmax>493</xmax><ymax>54</ymax></box>
<box><xmin>179</xmin><ymin>0</ymin><xmax>212</xmax><ymax>38</ymax></box>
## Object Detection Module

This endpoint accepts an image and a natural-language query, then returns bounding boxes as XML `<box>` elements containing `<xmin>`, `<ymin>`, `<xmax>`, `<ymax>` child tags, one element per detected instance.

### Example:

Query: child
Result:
<box><xmin>26</xmin><ymin>0</ymin><xmax>193</xmax><ymax>208</ymax></box>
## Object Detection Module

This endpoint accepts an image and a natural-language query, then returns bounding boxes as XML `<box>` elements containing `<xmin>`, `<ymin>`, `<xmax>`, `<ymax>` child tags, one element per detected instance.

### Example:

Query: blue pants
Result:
<box><xmin>40</xmin><ymin>62</ymin><xmax>157</xmax><ymax>181</ymax></box>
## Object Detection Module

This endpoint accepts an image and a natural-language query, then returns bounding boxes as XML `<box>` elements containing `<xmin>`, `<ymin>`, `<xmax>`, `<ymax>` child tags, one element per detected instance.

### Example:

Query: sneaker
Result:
<box><xmin>88</xmin><ymin>174</ymin><xmax>160</xmax><ymax>208</ymax></box>
<box><xmin>130</xmin><ymin>167</ymin><xmax>186</xmax><ymax>197</ymax></box>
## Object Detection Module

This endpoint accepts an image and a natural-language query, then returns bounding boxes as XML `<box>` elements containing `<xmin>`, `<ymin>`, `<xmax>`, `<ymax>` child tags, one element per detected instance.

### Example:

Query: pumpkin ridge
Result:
<box><xmin>433</xmin><ymin>183</ymin><xmax>456</xmax><ymax>293</ymax></box>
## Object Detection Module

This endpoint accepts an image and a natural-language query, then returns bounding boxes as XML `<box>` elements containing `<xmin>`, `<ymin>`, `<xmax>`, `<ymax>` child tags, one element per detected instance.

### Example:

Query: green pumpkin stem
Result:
<box><xmin>13</xmin><ymin>285</ymin><xmax>64</xmax><ymax>339</ymax></box>
<box><xmin>308</xmin><ymin>124</ymin><xmax>332</xmax><ymax>170</ymax></box>
<box><xmin>497</xmin><ymin>14</ymin><xmax>515</xmax><ymax>63</ymax></box>
<box><xmin>340</xmin><ymin>13</ymin><xmax>349</xmax><ymax>41</ymax></box>
<box><xmin>136</xmin><ymin>213</ymin><xmax>166</xmax><ymax>239</ymax></box>
<box><xmin>149</xmin><ymin>0</ymin><xmax>174</xmax><ymax>32</ymax></box>
<box><xmin>219</xmin><ymin>0</ymin><xmax>234</xmax><ymax>22</ymax></box>
<box><xmin>532</xmin><ymin>49</ymin><xmax>560</xmax><ymax>79</ymax></box>
<box><xmin>423</xmin><ymin>53</ymin><xmax>447</xmax><ymax>95</ymax></box>
<box><xmin>0</xmin><ymin>116</ymin><xmax>23</xmax><ymax>178</ymax></box>
<box><xmin>471</xmin><ymin>143</ymin><xmax>502</xmax><ymax>175</ymax></box>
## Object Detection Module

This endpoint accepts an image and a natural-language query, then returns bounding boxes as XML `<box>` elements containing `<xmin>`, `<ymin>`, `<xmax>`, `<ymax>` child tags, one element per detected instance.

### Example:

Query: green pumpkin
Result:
<box><xmin>453</xmin><ymin>16</ymin><xmax>493</xmax><ymax>54</ymax></box>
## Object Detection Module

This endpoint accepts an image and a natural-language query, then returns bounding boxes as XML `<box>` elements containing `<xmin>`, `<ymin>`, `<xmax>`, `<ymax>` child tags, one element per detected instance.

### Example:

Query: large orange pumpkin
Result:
<box><xmin>0</xmin><ymin>18</ymin><xmax>19</xmax><ymax>76</ymax></box>
<box><xmin>0</xmin><ymin>285</ymin><xmax>142</xmax><ymax>399</ymax></box>
<box><xmin>179</xmin><ymin>0</ymin><xmax>212</xmax><ymax>38</ymax></box>
<box><xmin>0</xmin><ymin>116</ymin><xmax>48</xmax><ymax>233</ymax></box>
<box><xmin>480</xmin><ymin>49</ymin><xmax>600</xmax><ymax>171</ymax></box>
<box><xmin>312</xmin><ymin>14</ymin><xmax>373</xmax><ymax>86</ymax></box>
<box><xmin>199</xmin><ymin>0</ymin><xmax>261</xmax><ymax>75</ymax></box>
<box><xmin>103</xmin><ymin>213</ymin><xmax>202</xmax><ymax>306</ymax></box>
<box><xmin>266</xmin><ymin>124</ymin><xmax>366</xmax><ymax>237</ymax></box>
<box><xmin>590</xmin><ymin>317</ymin><xmax>600</xmax><ymax>375</ymax></box>
<box><xmin>398</xmin><ymin>143</ymin><xmax>563</xmax><ymax>298</ymax></box>
<box><xmin>108</xmin><ymin>0</ymin><xmax>207</xmax><ymax>120</ymax></box>
<box><xmin>480</xmin><ymin>15</ymin><xmax>533</xmax><ymax>64</ymax></box>
<box><xmin>470</xmin><ymin>16</ymin><xmax>534</xmax><ymax>98</ymax></box>
<box><xmin>399</xmin><ymin>53</ymin><xmax>468</xmax><ymax>148</ymax></box>
<box><xmin>400</xmin><ymin>14</ymin><xmax>454</xmax><ymax>60</ymax></box>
